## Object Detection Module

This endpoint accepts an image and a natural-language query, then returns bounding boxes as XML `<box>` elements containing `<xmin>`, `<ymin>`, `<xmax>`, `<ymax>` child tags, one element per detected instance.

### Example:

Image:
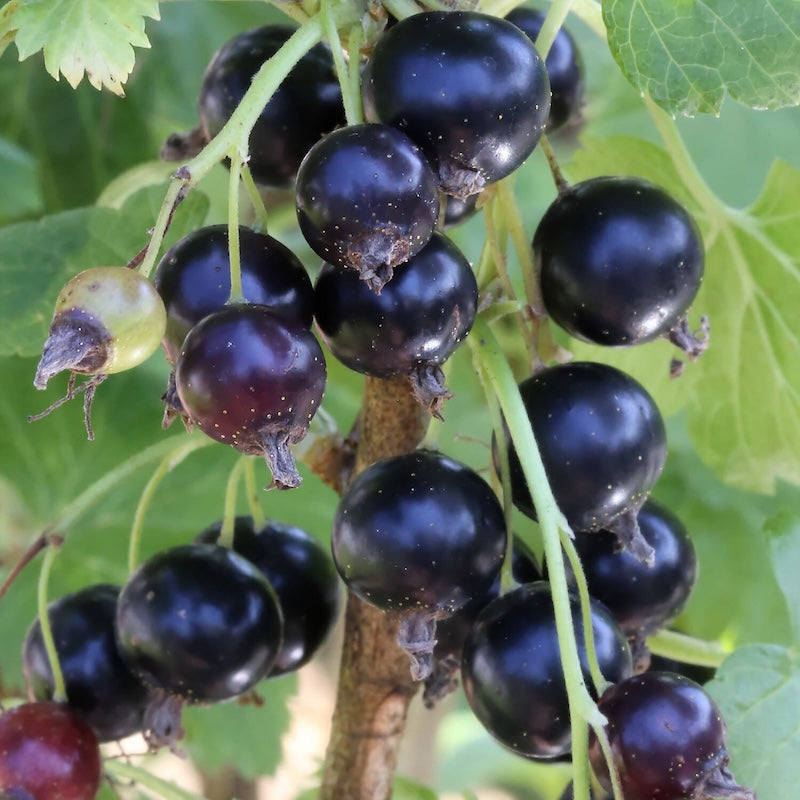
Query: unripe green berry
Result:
<box><xmin>34</xmin><ymin>267</ymin><xmax>167</xmax><ymax>389</ymax></box>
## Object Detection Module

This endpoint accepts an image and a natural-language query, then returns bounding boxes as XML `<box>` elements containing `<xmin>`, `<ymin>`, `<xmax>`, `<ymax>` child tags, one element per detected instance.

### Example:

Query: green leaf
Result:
<box><xmin>183</xmin><ymin>674</ymin><xmax>298</xmax><ymax>779</ymax></box>
<box><xmin>392</xmin><ymin>776</ymin><xmax>439</xmax><ymax>800</ymax></box>
<box><xmin>602</xmin><ymin>0</ymin><xmax>800</xmax><ymax>116</ymax></box>
<box><xmin>707</xmin><ymin>644</ymin><xmax>800</xmax><ymax>800</ymax></box>
<box><xmin>0</xmin><ymin>136</ymin><xmax>43</xmax><ymax>224</ymax></box>
<box><xmin>0</xmin><ymin>183</ymin><xmax>209</xmax><ymax>358</ymax></box>
<box><xmin>764</xmin><ymin>510</ymin><xmax>800</xmax><ymax>644</ymax></box>
<box><xmin>12</xmin><ymin>0</ymin><xmax>160</xmax><ymax>95</ymax></box>
<box><xmin>566</xmin><ymin>137</ymin><xmax>800</xmax><ymax>493</ymax></box>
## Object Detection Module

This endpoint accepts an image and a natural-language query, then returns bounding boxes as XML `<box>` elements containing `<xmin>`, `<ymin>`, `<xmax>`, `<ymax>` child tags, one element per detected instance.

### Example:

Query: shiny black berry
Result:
<box><xmin>197</xmin><ymin>516</ymin><xmax>342</xmax><ymax>676</ymax></box>
<box><xmin>572</xmin><ymin>498</ymin><xmax>697</xmax><ymax>668</ymax></box>
<box><xmin>363</xmin><ymin>11</ymin><xmax>550</xmax><ymax>198</ymax></box>
<box><xmin>313</xmin><ymin>231</ymin><xmax>478</xmax><ymax>417</ymax></box>
<box><xmin>589</xmin><ymin>672</ymin><xmax>755</xmax><ymax>800</ymax></box>
<box><xmin>495</xmin><ymin>361</ymin><xmax>667</xmax><ymax>563</ymax></box>
<box><xmin>154</xmin><ymin>225</ymin><xmax>313</xmax><ymax>366</ymax></box>
<box><xmin>175</xmin><ymin>304</ymin><xmax>326</xmax><ymax>488</ymax></box>
<box><xmin>535</xmin><ymin>176</ymin><xmax>706</xmax><ymax>354</ymax></box>
<box><xmin>295</xmin><ymin>123</ymin><xmax>440</xmax><ymax>292</ymax></box>
<box><xmin>461</xmin><ymin>581</ymin><xmax>632</xmax><ymax>759</ymax></box>
<box><xmin>22</xmin><ymin>584</ymin><xmax>151</xmax><ymax>742</ymax></box>
<box><xmin>505</xmin><ymin>7</ymin><xmax>585</xmax><ymax>132</ymax></box>
<box><xmin>116</xmin><ymin>543</ymin><xmax>283</xmax><ymax>748</ymax></box>
<box><xmin>332</xmin><ymin>449</ymin><xmax>507</xmax><ymax>679</ymax></box>
<box><xmin>197</xmin><ymin>25</ymin><xmax>344</xmax><ymax>187</ymax></box>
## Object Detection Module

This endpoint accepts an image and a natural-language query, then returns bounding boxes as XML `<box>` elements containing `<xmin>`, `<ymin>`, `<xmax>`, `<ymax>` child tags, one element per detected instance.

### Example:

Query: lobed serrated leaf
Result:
<box><xmin>603</xmin><ymin>0</ymin><xmax>800</xmax><ymax>115</ymax></box>
<box><xmin>12</xmin><ymin>0</ymin><xmax>160</xmax><ymax>95</ymax></box>
<box><xmin>707</xmin><ymin>644</ymin><xmax>800</xmax><ymax>800</ymax></box>
<box><xmin>764</xmin><ymin>509</ymin><xmax>800</xmax><ymax>644</ymax></box>
<box><xmin>566</xmin><ymin>137</ymin><xmax>800</xmax><ymax>493</ymax></box>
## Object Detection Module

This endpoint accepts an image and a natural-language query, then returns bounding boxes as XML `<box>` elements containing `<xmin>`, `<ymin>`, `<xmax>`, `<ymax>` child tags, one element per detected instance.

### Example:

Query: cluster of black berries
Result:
<box><xmin>16</xmin><ymin>6</ymin><xmax>751</xmax><ymax>800</ymax></box>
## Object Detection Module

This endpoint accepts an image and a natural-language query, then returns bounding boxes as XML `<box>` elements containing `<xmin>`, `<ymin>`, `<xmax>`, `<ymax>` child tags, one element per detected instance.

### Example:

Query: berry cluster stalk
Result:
<box><xmin>320</xmin><ymin>376</ymin><xmax>430</xmax><ymax>800</ymax></box>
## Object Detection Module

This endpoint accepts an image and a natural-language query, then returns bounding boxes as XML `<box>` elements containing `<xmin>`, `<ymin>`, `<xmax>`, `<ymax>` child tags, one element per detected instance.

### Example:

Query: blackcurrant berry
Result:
<box><xmin>154</xmin><ymin>225</ymin><xmax>314</xmax><ymax>366</ymax></box>
<box><xmin>116</xmin><ymin>543</ymin><xmax>283</xmax><ymax>748</ymax></box>
<box><xmin>535</xmin><ymin>176</ymin><xmax>706</xmax><ymax>354</ymax></box>
<box><xmin>197</xmin><ymin>516</ymin><xmax>342</xmax><ymax>676</ymax></box>
<box><xmin>572</xmin><ymin>499</ymin><xmax>697</xmax><ymax>668</ymax></box>
<box><xmin>648</xmin><ymin>653</ymin><xmax>716</xmax><ymax>685</ymax></box>
<box><xmin>22</xmin><ymin>583</ymin><xmax>151</xmax><ymax>742</ymax></box>
<box><xmin>461</xmin><ymin>581</ymin><xmax>632</xmax><ymax>759</ymax></box>
<box><xmin>295</xmin><ymin>123</ymin><xmax>440</xmax><ymax>292</ymax></box>
<box><xmin>442</xmin><ymin>194</ymin><xmax>479</xmax><ymax>228</ymax></box>
<box><xmin>589</xmin><ymin>671</ymin><xmax>755</xmax><ymax>800</ymax></box>
<box><xmin>332</xmin><ymin>449</ymin><xmax>507</xmax><ymax>679</ymax></box>
<box><xmin>362</xmin><ymin>11</ymin><xmax>550</xmax><ymax>199</ymax></box>
<box><xmin>175</xmin><ymin>304</ymin><xmax>326</xmax><ymax>488</ymax></box>
<box><xmin>424</xmin><ymin>537</ymin><xmax>541</xmax><ymax>707</ymax></box>
<box><xmin>505</xmin><ymin>7</ymin><xmax>585</xmax><ymax>132</ymax></box>
<box><xmin>167</xmin><ymin>25</ymin><xmax>344</xmax><ymax>187</ymax></box>
<box><xmin>495</xmin><ymin>361</ymin><xmax>667</xmax><ymax>563</ymax></box>
<box><xmin>313</xmin><ymin>231</ymin><xmax>478</xmax><ymax>417</ymax></box>
<box><xmin>0</xmin><ymin>702</ymin><xmax>102</xmax><ymax>800</ymax></box>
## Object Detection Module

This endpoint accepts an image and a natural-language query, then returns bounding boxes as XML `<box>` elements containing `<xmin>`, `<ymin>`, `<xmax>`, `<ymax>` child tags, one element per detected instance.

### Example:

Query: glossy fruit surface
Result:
<box><xmin>314</xmin><ymin>231</ymin><xmax>477</xmax><ymax>414</ymax></box>
<box><xmin>0</xmin><ymin>702</ymin><xmax>102</xmax><ymax>800</ymax></box>
<box><xmin>23</xmin><ymin>583</ymin><xmax>150</xmax><ymax>742</ymax></box>
<box><xmin>573</xmin><ymin>498</ymin><xmax>697</xmax><ymax>639</ymax></box>
<box><xmin>332</xmin><ymin>450</ymin><xmax>506</xmax><ymax>615</ymax></box>
<box><xmin>198</xmin><ymin>25</ymin><xmax>344</xmax><ymax>187</ymax></box>
<box><xmin>461</xmin><ymin>581</ymin><xmax>632</xmax><ymax>758</ymax></box>
<box><xmin>363</xmin><ymin>11</ymin><xmax>550</xmax><ymax>198</ymax></box>
<box><xmin>505</xmin><ymin>7</ymin><xmax>585</xmax><ymax>131</ymax></box>
<box><xmin>116</xmin><ymin>543</ymin><xmax>283</xmax><ymax>702</ymax></box>
<box><xmin>296</xmin><ymin>123</ymin><xmax>440</xmax><ymax>291</ymax></box>
<box><xmin>34</xmin><ymin>266</ymin><xmax>166</xmax><ymax>389</ymax></box>
<box><xmin>535</xmin><ymin>176</ymin><xmax>704</xmax><ymax>346</ymax></box>
<box><xmin>197</xmin><ymin>516</ymin><xmax>341</xmax><ymax>675</ymax></box>
<box><xmin>589</xmin><ymin>671</ymin><xmax>753</xmax><ymax>800</ymax></box>
<box><xmin>154</xmin><ymin>225</ymin><xmax>313</xmax><ymax>364</ymax></box>
<box><xmin>175</xmin><ymin>304</ymin><xmax>326</xmax><ymax>487</ymax></box>
<box><xmin>497</xmin><ymin>362</ymin><xmax>666</xmax><ymax>555</ymax></box>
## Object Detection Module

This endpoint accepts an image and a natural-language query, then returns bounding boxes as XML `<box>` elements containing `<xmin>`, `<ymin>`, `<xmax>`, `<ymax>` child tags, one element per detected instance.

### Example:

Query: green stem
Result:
<box><xmin>570</xmin><ymin>713</ymin><xmax>592</xmax><ymax>800</ymax></box>
<box><xmin>219</xmin><ymin>457</ymin><xmax>247</xmax><ymax>548</ymax></box>
<box><xmin>244</xmin><ymin>457</ymin><xmax>267</xmax><ymax>528</ymax></box>
<box><xmin>647</xmin><ymin>628</ymin><xmax>729</xmax><ymax>669</ymax></box>
<box><xmin>136</xmin><ymin>179</ymin><xmax>186</xmax><ymax>279</ymax></box>
<box><xmin>468</xmin><ymin>319</ymin><xmax>605</xmax><ymax>734</ymax></box>
<box><xmin>323</xmin><ymin>1</ymin><xmax>362</xmax><ymax>126</ymax></box>
<box><xmin>138</xmin><ymin>11</ymin><xmax>361</xmax><ymax>281</ymax></box>
<box><xmin>592</xmin><ymin>722</ymin><xmax>626</xmax><ymax>800</ymax></box>
<box><xmin>539</xmin><ymin>135</ymin><xmax>570</xmax><ymax>195</ymax></box>
<box><xmin>381</xmin><ymin>0</ymin><xmax>420</xmax><ymax>19</ymax></box>
<box><xmin>127</xmin><ymin>437</ymin><xmax>210</xmax><ymax>573</ymax></box>
<box><xmin>533</xmin><ymin>0</ymin><xmax>575</xmax><ymax>59</ymax></box>
<box><xmin>105</xmin><ymin>758</ymin><xmax>209</xmax><ymax>800</ymax></box>
<box><xmin>474</xmin><ymin>355</ymin><xmax>516</xmax><ymax>595</ymax></box>
<box><xmin>48</xmin><ymin>436</ymin><xmax>213</xmax><ymax>541</ymax></box>
<box><xmin>560</xmin><ymin>529</ymin><xmax>608</xmax><ymax>696</ymax></box>
<box><xmin>227</xmin><ymin>149</ymin><xmax>245</xmax><ymax>304</ymax></box>
<box><xmin>37</xmin><ymin>539</ymin><xmax>66</xmax><ymax>703</ymax></box>
<box><xmin>645</xmin><ymin>98</ymin><xmax>722</xmax><ymax>220</ymax></box>
<box><xmin>241</xmin><ymin>164</ymin><xmax>270</xmax><ymax>233</ymax></box>
<box><xmin>347</xmin><ymin>24</ymin><xmax>364</xmax><ymax>119</ymax></box>
<box><xmin>268</xmin><ymin>0</ymin><xmax>312</xmax><ymax>25</ymax></box>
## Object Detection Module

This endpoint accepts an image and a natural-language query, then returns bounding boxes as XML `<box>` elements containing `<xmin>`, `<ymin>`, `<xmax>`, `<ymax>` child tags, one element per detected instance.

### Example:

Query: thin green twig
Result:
<box><xmin>37</xmin><ymin>539</ymin><xmax>66</xmax><ymax>703</ymax></box>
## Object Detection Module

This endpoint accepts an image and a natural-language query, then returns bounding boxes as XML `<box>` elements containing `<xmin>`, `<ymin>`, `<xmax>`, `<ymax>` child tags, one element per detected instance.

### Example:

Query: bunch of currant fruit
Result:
<box><xmin>10</xmin><ymin>4</ymin><xmax>753</xmax><ymax>800</ymax></box>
